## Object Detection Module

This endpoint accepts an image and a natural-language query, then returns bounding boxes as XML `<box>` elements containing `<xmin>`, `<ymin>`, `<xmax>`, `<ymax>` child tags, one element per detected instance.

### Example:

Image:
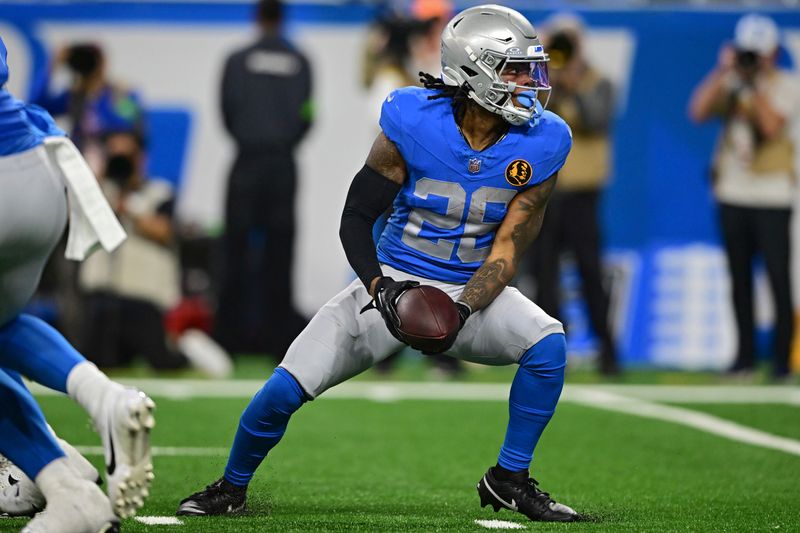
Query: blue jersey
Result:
<box><xmin>0</xmin><ymin>38</ymin><xmax>65</xmax><ymax>156</ymax></box>
<box><xmin>376</xmin><ymin>87</ymin><xmax>572</xmax><ymax>284</ymax></box>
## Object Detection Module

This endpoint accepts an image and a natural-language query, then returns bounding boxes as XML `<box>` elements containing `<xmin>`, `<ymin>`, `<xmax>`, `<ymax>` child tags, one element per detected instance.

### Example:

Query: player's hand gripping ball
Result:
<box><xmin>364</xmin><ymin>277</ymin><xmax>467</xmax><ymax>353</ymax></box>
<box><xmin>394</xmin><ymin>285</ymin><xmax>461</xmax><ymax>353</ymax></box>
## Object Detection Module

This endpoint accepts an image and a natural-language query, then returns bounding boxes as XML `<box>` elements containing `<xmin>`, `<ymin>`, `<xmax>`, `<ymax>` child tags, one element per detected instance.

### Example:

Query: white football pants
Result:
<box><xmin>281</xmin><ymin>264</ymin><xmax>563</xmax><ymax>398</ymax></box>
<box><xmin>0</xmin><ymin>145</ymin><xmax>68</xmax><ymax>326</ymax></box>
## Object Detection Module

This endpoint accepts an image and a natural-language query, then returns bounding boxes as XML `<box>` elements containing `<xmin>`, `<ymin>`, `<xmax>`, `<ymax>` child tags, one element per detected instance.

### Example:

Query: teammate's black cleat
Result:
<box><xmin>477</xmin><ymin>466</ymin><xmax>581</xmax><ymax>522</ymax></box>
<box><xmin>176</xmin><ymin>477</ymin><xmax>247</xmax><ymax>516</ymax></box>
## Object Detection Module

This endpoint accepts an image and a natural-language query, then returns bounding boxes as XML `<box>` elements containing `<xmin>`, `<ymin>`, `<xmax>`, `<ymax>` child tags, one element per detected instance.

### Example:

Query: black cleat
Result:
<box><xmin>477</xmin><ymin>466</ymin><xmax>581</xmax><ymax>522</ymax></box>
<box><xmin>176</xmin><ymin>477</ymin><xmax>247</xmax><ymax>516</ymax></box>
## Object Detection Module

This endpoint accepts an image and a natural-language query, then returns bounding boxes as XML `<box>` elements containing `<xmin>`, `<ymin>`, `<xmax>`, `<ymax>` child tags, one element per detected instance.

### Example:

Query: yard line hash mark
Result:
<box><xmin>475</xmin><ymin>519</ymin><xmax>526</xmax><ymax>529</ymax></box>
<box><xmin>134</xmin><ymin>516</ymin><xmax>184</xmax><ymax>525</ymax></box>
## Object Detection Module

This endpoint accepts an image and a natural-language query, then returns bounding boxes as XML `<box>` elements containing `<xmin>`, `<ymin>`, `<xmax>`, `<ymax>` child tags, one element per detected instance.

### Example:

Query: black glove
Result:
<box><xmin>360</xmin><ymin>277</ymin><xmax>420</xmax><ymax>342</ymax></box>
<box><xmin>455</xmin><ymin>301</ymin><xmax>472</xmax><ymax>328</ymax></box>
<box><xmin>423</xmin><ymin>301</ymin><xmax>472</xmax><ymax>355</ymax></box>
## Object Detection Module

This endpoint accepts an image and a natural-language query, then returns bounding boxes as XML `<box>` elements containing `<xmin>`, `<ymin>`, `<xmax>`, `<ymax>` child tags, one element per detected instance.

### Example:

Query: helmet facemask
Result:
<box><xmin>439</xmin><ymin>5</ymin><xmax>551</xmax><ymax>127</ymax></box>
<box><xmin>473</xmin><ymin>51</ymin><xmax>550</xmax><ymax>126</ymax></box>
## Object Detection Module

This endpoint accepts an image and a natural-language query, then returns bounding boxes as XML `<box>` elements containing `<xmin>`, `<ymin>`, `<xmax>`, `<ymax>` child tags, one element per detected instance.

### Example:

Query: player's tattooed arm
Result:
<box><xmin>458</xmin><ymin>174</ymin><xmax>558</xmax><ymax>312</ymax></box>
<box><xmin>365</xmin><ymin>132</ymin><xmax>407</xmax><ymax>186</ymax></box>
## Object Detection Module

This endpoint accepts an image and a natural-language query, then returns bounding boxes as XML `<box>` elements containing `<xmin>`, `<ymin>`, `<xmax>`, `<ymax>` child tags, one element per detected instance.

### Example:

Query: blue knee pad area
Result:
<box><xmin>0</xmin><ymin>368</ymin><xmax>65</xmax><ymax>479</ymax></box>
<box><xmin>498</xmin><ymin>333</ymin><xmax>566</xmax><ymax>472</ymax></box>
<box><xmin>0</xmin><ymin>314</ymin><xmax>85</xmax><ymax>393</ymax></box>
<box><xmin>224</xmin><ymin>367</ymin><xmax>307</xmax><ymax>486</ymax></box>
<box><xmin>519</xmin><ymin>332</ymin><xmax>567</xmax><ymax>375</ymax></box>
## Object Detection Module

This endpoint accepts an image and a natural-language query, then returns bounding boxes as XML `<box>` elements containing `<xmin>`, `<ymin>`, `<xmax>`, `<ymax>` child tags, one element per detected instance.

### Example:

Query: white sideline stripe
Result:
<box><xmin>475</xmin><ymin>519</ymin><xmax>526</xmax><ymax>529</ymax></box>
<box><xmin>30</xmin><ymin>380</ymin><xmax>800</xmax><ymax>457</ymax></box>
<box><xmin>61</xmin><ymin>389</ymin><xmax>800</xmax><ymax>460</ymax></box>
<box><xmin>568</xmin><ymin>388</ymin><xmax>800</xmax><ymax>457</ymax></box>
<box><xmin>26</xmin><ymin>380</ymin><xmax>800</xmax><ymax>404</ymax></box>
<box><xmin>73</xmin><ymin>446</ymin><xmax>229</xmax><ymax>457</ymax></box>
<box><xmin>134</xmin><ymin>516</ymin><xmax>183</xmax><ymax>526</ymax></box>
<box><xmin>580</xmin><ymin>385</ymin><xmax>800</xmax><ymax>405</ymax></box>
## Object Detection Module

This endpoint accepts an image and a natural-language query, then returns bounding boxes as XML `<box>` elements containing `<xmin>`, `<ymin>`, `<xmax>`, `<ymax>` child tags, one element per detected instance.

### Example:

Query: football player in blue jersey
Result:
<box><xmin>0</xmin><ymin>37</ymin><xmax>154</xmax><ymax>531</ymax></box>
<box><xmin>178</xmin><ymin>5</ymin><xmax>581</xmax><ymax>523</ymax></box>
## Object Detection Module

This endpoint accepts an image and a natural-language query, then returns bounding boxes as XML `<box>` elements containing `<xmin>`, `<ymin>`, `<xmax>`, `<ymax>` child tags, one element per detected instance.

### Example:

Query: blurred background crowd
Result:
<box><xmin>2</xmin><ymin>0</ymin><xmax>799</xmax><ymax>382</ymax></box>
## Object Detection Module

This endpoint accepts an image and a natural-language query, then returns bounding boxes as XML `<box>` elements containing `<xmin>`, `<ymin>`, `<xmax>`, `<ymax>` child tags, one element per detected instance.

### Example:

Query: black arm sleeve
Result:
<box><xmin>339</xmin><ymin>164</ymin><xmax>402</xmax><ymax>291</ymax></box>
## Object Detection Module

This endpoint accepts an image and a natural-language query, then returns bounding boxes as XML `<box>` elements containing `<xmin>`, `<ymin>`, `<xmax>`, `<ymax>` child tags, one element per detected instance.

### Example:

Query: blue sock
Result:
<box><xmin>498</xmin><ymin>333</ymin><xmax>566</xmax><ymax>472</ymax></box>
<box><xmin>224</xmin><ymin>367</ymin><xmax>306</xmax><ymax>486</ymax></box>
<box><xmin>0</xmin><ymin>368</ymin><xmax>65</xmax><ymax>479</ymax></box>
<box><xmin>0</xmin><ymin>314</ymin><xmax>85</xmax><ymax>393</ymax></box>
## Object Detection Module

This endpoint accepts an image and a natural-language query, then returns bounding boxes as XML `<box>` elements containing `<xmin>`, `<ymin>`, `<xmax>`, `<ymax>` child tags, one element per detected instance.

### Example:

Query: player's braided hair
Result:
<box><xmin>419</xmin><ymin>71</ymin><xmax>472</xmax><ymax>118</ymax></box>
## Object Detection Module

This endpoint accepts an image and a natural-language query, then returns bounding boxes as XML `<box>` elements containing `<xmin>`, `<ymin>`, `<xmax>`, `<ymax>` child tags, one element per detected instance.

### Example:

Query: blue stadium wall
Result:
<box><xmin>2</xmin><ymin>2</ymin><xmax>799</xmax><ymax>369</ymax></box>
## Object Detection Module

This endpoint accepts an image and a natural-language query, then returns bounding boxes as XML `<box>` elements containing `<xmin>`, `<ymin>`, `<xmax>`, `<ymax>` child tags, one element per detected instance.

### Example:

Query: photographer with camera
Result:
<box><xmin>526</xmin><ymin>13</ymin><xmax>620</xmax><ymax>376</ymax></box>
<box><xmin>30</xmin><ymin>42</ymin><xmax>143</xmax><ymax>173</ymax></box>
<box><xmin>78</xmin><ymin>131</ymin><xmax>231</xmax><ymax>376</ymax></box>
<box><xmin>689</xmin><ymin>14</ymin><xmax>800</xmax><ymax>379</ymax></box>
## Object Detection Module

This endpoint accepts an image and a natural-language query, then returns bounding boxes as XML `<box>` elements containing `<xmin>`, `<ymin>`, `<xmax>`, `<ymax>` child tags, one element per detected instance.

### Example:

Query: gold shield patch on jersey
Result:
<box><xmin>505</xmin><ymin>159</ymin><xmax>533</xmax><ymax>186</ymax></box>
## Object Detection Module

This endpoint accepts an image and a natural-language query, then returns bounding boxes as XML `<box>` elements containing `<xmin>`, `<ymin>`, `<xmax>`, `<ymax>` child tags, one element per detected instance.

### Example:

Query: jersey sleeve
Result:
<box><xmin>532</xmin><ymin>116</ymin><xmax>573</xmax><ymax>185</ymax></box>
<box><xmin>24</xmin><ymin>104</ymin><xmax>66</xmax><ymax>138</ymax></box>
<box><xmin>378</xmin><ymin>90</ymin><xmax>408</xmax><ymax>154</ymax></box>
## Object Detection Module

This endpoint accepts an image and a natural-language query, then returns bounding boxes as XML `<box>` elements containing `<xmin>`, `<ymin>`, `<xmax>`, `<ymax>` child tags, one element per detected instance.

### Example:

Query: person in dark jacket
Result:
<box><xmin>215</xmin><ymin>0</ymin><xmax>313</xmax><ymax>357</ymax></box>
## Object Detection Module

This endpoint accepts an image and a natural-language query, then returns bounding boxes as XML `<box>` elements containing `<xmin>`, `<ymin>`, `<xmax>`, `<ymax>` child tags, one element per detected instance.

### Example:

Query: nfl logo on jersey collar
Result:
<box><xmin>468</xmin><ymin>158</ymin><xmax>482</xmax><ymax>174</ymax></box>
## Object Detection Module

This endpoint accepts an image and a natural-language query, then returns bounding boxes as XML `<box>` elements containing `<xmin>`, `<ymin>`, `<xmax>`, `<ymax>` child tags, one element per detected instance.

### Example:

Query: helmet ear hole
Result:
<box><xmin>460</xmin><ymin>66</ymin><xmax>479</xmax><ymax>78</ymax></box>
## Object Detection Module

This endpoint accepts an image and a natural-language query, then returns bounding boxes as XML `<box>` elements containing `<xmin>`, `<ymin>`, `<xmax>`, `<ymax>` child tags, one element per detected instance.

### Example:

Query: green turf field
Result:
<box><xmin>2</xmin><ymin>381</ymin><xmax>799</xmax><ymax>532</ymax></box>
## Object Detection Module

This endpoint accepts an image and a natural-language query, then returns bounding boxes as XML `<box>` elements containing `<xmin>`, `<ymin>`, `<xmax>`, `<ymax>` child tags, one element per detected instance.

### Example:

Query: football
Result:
<box><xmin>394</xmin><ymin>285</ymin><xmax>460</xmax><ymax>353</ymax></box>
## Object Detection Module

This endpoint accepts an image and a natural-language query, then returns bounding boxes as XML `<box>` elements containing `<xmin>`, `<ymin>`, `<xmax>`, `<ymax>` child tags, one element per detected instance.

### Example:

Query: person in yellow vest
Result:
<box><xmin>528</xmin><ymin>13</ymin><xmax>619</xmax><ymax>376</ymax></box>
<box><xmin>689</xmin><ymin>14</ymin><xmax>799</xmax><ymax>379</ymax></box>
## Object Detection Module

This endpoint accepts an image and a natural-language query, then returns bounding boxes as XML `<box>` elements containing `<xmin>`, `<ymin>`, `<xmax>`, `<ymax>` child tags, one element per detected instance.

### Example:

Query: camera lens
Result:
<box><xmin>736</xmin><ymin>50</ymin><xmax>758</xmax><ymax>70</ymax></box>
<box><xmin>547</xmin><ymin>32</ymin><xmax>574</xmax><ymax>69</ymax></box>
<box><xmin>105</xmin><ymin>155</ymin><xmax>135</xmax><ymax>185</ymax></box>
<box><xmin>67</xmin><ymin>44</ymin><xmax>101</xmax><ymax>76</ymax></box>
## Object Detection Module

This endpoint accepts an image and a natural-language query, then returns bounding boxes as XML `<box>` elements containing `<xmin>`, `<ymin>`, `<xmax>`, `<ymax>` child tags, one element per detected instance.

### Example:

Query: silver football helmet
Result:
<box><xmin>441</xmin><ymin>5</ymin><xmax>550</xmax><ymax>126</ymax></box>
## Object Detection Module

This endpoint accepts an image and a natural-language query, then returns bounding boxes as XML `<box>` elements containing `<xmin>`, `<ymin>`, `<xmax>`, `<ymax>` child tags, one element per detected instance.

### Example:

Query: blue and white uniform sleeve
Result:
<box><xmin>535</xmin><ymin>120</ymin><xmax>573</xmax><ymax>183</ymax></box>
<box><xmin>378</xmin><ymin>90</ymin><xmax>407</xmax><ymax>152</ymax></box>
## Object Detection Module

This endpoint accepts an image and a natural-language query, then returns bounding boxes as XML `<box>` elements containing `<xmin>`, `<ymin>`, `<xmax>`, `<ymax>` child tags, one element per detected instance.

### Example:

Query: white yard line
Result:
<box><xmin>133</xmin><ymin>516</ymin><xmax>183</xmax><ymax>525</ymax></box>
<box><xmin>475</xmin><ymin>519</ymin><xmax>526</xmax><ymax>529</ymax></box>
<box><xmin>568</xmin><ymin>388</ymin><xmax>800</xmax><ymax>457</ymax></box>
<box><xmin>26</xmin><ymin>379</ymin><xmax>800</xmax><ymax>404</ymax></box>
<box><xmin>130</xmin><ymin>516</ymin><xmax>525</xmax><ymax>529</ymax></box>
<box><xmin>580</xmin><ymin>384</ymin><xmax>800</xmax><ymax>405</ymax></box>
<box><xmin>74</xmin><ymin>446</ymin><xmax>229</xmax><ymax>457</ymax></box>
<box><xmin>67</xmin><ymin>390</ymin><xmax>800</xmax><ymax>459</ymax></box>
<box><xmin>30</xmin><ymin>380</ymin><xmax>800</xmax><ymax>457</ymax></box>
